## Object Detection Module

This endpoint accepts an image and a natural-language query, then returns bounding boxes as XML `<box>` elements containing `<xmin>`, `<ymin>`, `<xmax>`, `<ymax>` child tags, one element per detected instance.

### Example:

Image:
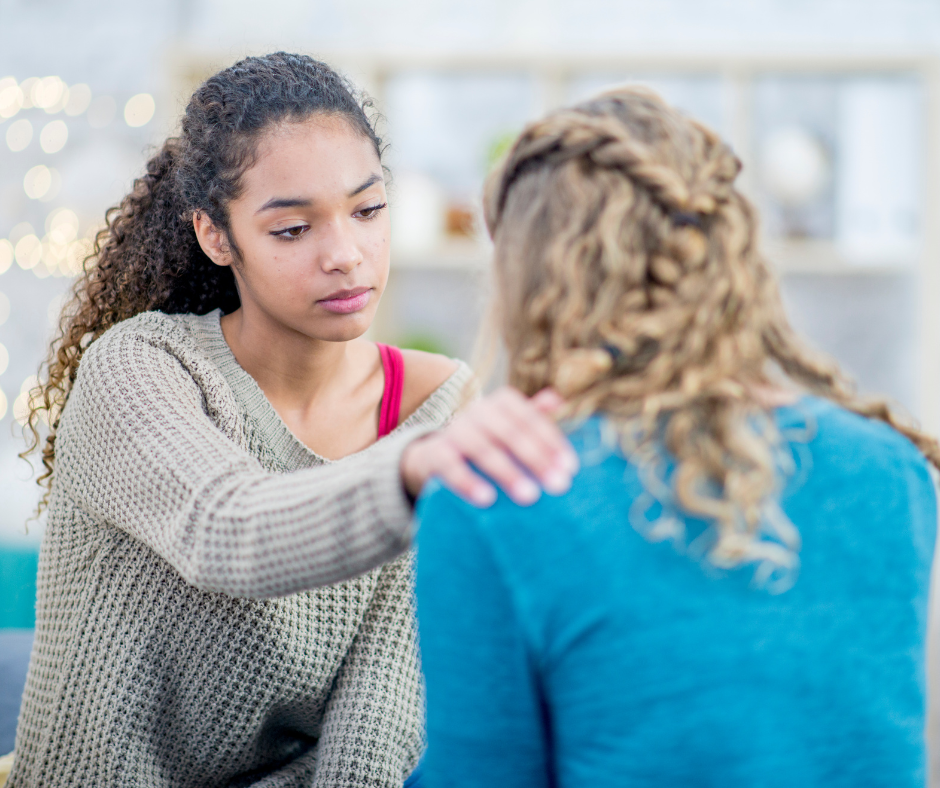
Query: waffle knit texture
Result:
<box><xmin>9</xmin><ymin>309</ymin><xmax>473</xmax><ymax>788</ymax></box>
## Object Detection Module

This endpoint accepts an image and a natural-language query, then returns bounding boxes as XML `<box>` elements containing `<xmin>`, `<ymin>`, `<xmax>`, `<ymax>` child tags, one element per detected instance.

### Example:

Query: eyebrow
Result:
<box><xmin>348</xmin><ymin>173</ymin><xmax>383</xmax><ymax>197</ymax></box>
<box><xmin>256</xmin><ymin>197</ymin><xmax>310</xmax><ymax>214</ymax></box>
<box><xmin>255</xmin><ymin>173</ymin><xmax>383</xmax><ymax>214</ymax></box>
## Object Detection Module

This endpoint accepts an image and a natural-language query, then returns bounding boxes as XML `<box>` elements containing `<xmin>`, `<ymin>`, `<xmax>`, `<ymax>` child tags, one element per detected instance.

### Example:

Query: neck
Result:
<box><xmin>220</xmin><ymin>304</ymin><xmax>353</xmax><ymax>409</ymax></box>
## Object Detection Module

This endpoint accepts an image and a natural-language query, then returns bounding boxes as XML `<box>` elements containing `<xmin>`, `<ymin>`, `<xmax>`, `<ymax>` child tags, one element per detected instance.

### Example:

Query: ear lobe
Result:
<box><xmin>192</xmin><ymin>211</ymin><xmax>233</xmax><ymax>268</ymax></box>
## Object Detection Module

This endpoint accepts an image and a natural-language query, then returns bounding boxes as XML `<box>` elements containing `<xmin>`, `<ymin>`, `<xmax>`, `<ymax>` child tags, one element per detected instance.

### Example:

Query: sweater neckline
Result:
<box><xmin>191</xmin><ymin>309</ymin><xmax>469</xmax><ymax>467</ymax></box>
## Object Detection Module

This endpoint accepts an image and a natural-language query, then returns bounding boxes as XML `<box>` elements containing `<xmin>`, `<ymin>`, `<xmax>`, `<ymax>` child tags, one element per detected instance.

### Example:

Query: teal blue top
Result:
<box><xmin>415</xmin><ymin>397</ymin><xmax>936</xmax><ymax>788</ymax></box>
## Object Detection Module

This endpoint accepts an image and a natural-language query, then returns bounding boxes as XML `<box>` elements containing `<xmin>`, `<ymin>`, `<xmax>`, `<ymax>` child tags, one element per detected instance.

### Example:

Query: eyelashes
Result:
<box><xmin>270</xmin><ymin>203</ymin><xmax>388</xmax><ymax>241</ymax></box>
<box><xmin>357</xmin><ymin>202</ymin><xmax>387</xmax><ymax>220</ymax></box>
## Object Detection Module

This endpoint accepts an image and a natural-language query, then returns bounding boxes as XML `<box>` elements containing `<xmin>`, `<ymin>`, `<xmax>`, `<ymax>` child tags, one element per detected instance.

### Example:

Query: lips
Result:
<box><xmin>318</xmin><ymin>286</ymin><xmax>372</xmax><ymax>315</ymax></box>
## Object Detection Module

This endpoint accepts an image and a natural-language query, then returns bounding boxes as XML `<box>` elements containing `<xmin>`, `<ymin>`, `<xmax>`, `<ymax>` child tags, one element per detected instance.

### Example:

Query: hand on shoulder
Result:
<box><xmin>400</xmin><ymin>387</ymin><xmax>579</xmax><ymax>507</ymax></box>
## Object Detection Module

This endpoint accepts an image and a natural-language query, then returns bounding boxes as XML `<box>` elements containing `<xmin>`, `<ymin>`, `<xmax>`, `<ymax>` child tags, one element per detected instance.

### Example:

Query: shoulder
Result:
<box><xmin>799</xmin><ymin>396</ymin><xmax>931</xmax><ymax>476</ymax></box>
<box><xmin>77</xmin><ymin>310</ymin><xmax>225</xmax><ymax>398</ymax></box>
<box><xmin>83</xmin><ymin>310</ymin><xmax>211</xmax><ymax>360</ymax></box>
<box><xmin>398</xmin><ymin>349</ymin><xmax>471</xmax><ymax>423</ymax></box>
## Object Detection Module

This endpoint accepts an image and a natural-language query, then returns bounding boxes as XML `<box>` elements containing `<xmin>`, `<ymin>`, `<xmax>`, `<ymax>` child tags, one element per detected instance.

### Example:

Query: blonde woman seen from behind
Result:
<box><xmin>415</xmin><ymin>88</ymin><xmax>939</xmax><ymax>787</ymax></box>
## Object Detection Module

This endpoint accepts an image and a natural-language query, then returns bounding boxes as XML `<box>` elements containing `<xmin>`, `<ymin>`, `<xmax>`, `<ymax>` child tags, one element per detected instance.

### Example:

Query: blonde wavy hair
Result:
<box><xmin>483</xmin><ymin>87</ymin><xmax>940</xmax><ymax>582</ymax></box>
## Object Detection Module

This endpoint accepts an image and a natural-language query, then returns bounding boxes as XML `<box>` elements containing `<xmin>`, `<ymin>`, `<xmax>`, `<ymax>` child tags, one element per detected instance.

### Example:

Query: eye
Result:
<box><xmin>356</xmin><ymin>202</ymin><xmax>387</xmax><ymax>220</ymax></box>
<box><xmin>272</xmin><ymin>224</ymin><xmax>309</xmax><ymax>240</ymax></box>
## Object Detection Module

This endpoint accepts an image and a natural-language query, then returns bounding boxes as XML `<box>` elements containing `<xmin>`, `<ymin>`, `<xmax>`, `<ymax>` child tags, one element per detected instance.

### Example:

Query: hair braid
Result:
<box><xmin>484</xmin><ymin>86</ymin><xmax>940</xmax><ymax>585</ymax></box>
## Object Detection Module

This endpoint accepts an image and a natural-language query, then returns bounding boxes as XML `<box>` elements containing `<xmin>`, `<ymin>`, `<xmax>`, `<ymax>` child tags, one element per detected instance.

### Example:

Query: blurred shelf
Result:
<box><xmin>390</xmin><ymin>238</ymin><xmax>919</xmax><ymax>276</ymax></box>
<box><xmin>390</xmin><ymin>239</ymin><xmax>492</xmax><ymax>271</ymax></box>
<box><xmin>764</xmin><ymin>239</ymin><xmax>918</xmax><ymax>276</ymax></box>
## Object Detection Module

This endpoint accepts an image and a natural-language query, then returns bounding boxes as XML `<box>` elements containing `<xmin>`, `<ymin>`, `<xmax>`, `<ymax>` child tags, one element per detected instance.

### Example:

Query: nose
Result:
<box><xmin>317</xmin><ymin>217</ymin><xmax>363</xmax><ymax>275</ymax></box>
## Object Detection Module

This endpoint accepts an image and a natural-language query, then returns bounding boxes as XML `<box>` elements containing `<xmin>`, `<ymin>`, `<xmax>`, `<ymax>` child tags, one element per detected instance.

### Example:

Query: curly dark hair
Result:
<box><xmin>24</xmin><ymin>52</ymin><xmax>384</xmax><ymax>502</ymax></box>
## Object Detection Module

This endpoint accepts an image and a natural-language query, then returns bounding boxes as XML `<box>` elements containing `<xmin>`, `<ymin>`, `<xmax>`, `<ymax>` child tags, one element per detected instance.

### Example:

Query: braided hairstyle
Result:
<box><xmin>484</xmin><ymin>87</ymin><xmax>940</xmax><ymax>581</ymax></box>
<box><xmin>24</xmin><ymin>52</ymin><xmax>383</xmax><ymax>503</ymax></box>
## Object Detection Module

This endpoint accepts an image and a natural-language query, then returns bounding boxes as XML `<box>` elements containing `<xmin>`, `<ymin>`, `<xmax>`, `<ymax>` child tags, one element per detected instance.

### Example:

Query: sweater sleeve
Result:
<box><xmin>53</xmin><ymin>324</ymin><xmax>427</xmax><ymax>599</ymax></box>
<box><xmin>415</xmin><ymin>485</ymin><xmax>552</xmax><ymax>788</ymax></box>
<box><xmin>313</xmin><ymin>553</ymin><xmax>425</xmax><ymax>788</ymax></box>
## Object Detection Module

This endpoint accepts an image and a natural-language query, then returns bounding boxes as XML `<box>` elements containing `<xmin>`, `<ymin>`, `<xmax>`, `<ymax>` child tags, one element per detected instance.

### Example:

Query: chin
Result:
<box><xmin>313</xmin><ymin>314</ymin><xmax>373</xmax><ymax>343</ymax></box>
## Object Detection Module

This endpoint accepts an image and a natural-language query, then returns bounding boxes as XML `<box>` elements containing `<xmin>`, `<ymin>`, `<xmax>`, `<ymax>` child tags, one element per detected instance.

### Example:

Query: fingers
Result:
<box><xmin>483</xmin><ymin>388</ymin><xmax>579</xmax><ymax>477</ymax></box>
<box><xmin>400</xmin><ymin>386</ymin><xmax>580</xmax><ymax>510</ymax></box>
<box><xmin>531</xmin><ymin>387</ymin><xmax>565</xmax><ymax>414</ymax></box>
<box><xmin>447</xmin><ymin>418</ymin><xmax>542</xmax><ymax>505</ymax></box>
<box><xmin>401</xmin><ymin>435</ymin><xmax>497</xmax><ymax>507</ymax></box>
<box><xmin>434</xmin><ymin>448</ymin><xmax>499</xmax><ymax>508</ymax></box>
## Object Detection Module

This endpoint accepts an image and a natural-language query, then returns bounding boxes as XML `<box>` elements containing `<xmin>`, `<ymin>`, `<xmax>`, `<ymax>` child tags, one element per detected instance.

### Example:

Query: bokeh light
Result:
<box><xmin>0</xmin><ymin>388</ymin><xmax>7</xmax><ymax>421</ymax></box>
<box><xmin>14</xmin><ymin>235</ymin><xmax>41</xmax><ymax>269</ymax></box>
<box><xmin>17</xmin><ymin>77</ymin><xmax>38</xmax><ymax>108</ymax></box>
<box><xmin>0</xmin><ymin>343</ymin><xmax>8</xmax><ymax>376</ymax></box>
<box><xmin>124</xmin><ymin>93</ymin><xmax>155</xmax><ymax>127</ymax></box>
<box><xmin>39</xmin><ymin>120</ymin><xmax>68</xmax><ymax>154</ymax></box>
<box><xmin>31</xmin><ymin>77</ymin><xmax>65</xmax><ymax>111</ymax></box>
<box><xmin>12</xmin><ymin>376</ymin><xmax>36</xmax><ymax>426</ymax></box>
<box><xmin>0</xmin><ymin>241</ymin><xmax>12</xmax><ymax>275</ymax></box>
<box><xmin>41</xmin><ymin>168</ymin><xmax>61</xmax><ymax>202</ymax></box>
<box><xmin>0</xmin><ymin>77</ymin><xmax>22</xmax><ymax>119</ymax></box>
<box><xmin>64</xmin><ymin>83</ymin><xmax>91</xmax><ymax>116</ymax></box>
<box><xmin>64</xmin><ymin>238</ymin><xmax>93</xmax><ymax>276</ymax></box>
<box><xmin>0</xmin><ymin>291</ymin><xmax>9</xmax><ymax>325</ymax></box>
<box><xmin>23</xmin><ymin>166</ymin><xmax>52</xmax><ymax>200</ymax></box>
<box><xmin>10</xmin><ymin>222</ymin><xmax>35</xmax><ymax>243</ymax></box>
<box><xmin>6</xmin><ymin>119</ymin><xmax>32</xmax><ymax>152</ymax></box>
<box><xmin>43</xmin><ymin>213</ymin><xmax>79</xmax><ymax>275</ymax></box>
<box><xmin>46</xmin><ymin>208</ymin><xmax>79</xmax><ymax>244</ymax></box>
<box><xmin>87</xmin><ymin>95</ymin><xmax>115</xmax><ymax>128</ymax></box>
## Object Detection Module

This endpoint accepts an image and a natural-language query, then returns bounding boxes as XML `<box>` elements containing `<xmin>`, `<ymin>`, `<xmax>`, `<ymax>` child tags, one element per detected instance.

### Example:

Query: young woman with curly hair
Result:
<box><xmin>7</xmin><ymin>53</ymin><xmax>577</xmax><ymax>788</ymax></box>
<box><xmin>416</xmin><ymin>87</ymin><xmax>940</xmax><ymax>787</ymax></box>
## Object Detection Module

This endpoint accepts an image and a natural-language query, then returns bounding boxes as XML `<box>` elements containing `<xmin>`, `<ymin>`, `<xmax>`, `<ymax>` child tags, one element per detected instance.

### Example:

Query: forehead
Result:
<box><xmin>240</xmin><ymin>115</ymin><xmax>381</xmax><ymax>200</ymax></box>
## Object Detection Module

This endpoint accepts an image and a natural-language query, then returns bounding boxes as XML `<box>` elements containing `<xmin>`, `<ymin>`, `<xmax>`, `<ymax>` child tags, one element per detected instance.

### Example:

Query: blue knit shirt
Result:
<box><xmin>415</xmin><ymin>397</ymin><xmax>937</xmax><ymax>787</ymax></box>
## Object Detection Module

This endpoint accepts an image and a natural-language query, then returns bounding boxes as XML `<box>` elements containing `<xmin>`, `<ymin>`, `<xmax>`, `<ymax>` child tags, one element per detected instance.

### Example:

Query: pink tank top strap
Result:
<box><xmin>377</xmin><ymin>343</ymin><xmax>405</xmax><ymax>438</ymax></box>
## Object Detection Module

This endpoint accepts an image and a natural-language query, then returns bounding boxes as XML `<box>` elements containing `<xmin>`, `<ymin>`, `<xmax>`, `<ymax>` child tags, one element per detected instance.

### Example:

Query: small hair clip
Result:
<box><xmin>603</xmin><ymin>338</ymin><xmax>660</xmax><ymax>374</ymax></box>
<box><xmin>672</xmin><ymin>211</ymin><xmax>703</xmax><ymax>229</ymax></box>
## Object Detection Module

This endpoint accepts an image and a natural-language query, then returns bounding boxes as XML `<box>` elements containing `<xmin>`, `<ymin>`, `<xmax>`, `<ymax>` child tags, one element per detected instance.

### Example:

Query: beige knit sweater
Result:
<box><xmin>9</xmin><ymin>309</ymin><xmax>472</xmax><ymax>788</ymax></box>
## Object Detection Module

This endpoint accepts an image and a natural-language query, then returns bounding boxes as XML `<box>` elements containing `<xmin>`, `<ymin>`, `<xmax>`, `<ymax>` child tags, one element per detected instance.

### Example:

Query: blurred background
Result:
<box><xmin>2</xmin><ymin>0</ymin><xmax>940</xmax><ymax>644</ymax></box>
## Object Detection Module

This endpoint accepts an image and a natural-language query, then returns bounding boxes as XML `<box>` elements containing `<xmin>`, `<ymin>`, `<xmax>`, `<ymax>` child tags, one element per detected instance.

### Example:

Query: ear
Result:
<box><xmin>193</xmin><ymin>211</ymin><xmax>233</xmax><ymax>268</ymax></box>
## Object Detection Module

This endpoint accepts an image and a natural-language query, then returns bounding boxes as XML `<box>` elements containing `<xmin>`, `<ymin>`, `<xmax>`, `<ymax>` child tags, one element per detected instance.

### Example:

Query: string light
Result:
<box><xmin>23</xmin><ymin>165</ymin><xmax>52</xmax><ymax>200</ymax></box>
<box><xmin>0</xmin><ymin>79</ymin><xmax>159</xmax><ymax>295</ymax></box>
<box><xmin>31</xmin><ymin>77</ymin><xmax>65</xmax><ymax>111</ymax></box>
<box><xmin>12</xmin><ymin>376</ymin><xmax>36</xmax><ymax>426</ymax></box>
<box><xmin>6</xmin><ymin>118</ymin><xmax>32</xmax><ymax>152</ymax></box>
<box><xmin>46</xmin><ymin>208</ymin><xmax>79</xmax><ymax>244</ymax></box>
<box><xmin>14</xmin><ymin>234</ymin><xmax>41</xmax><ymax>269</ymax></box>
<box><xmin>124</xmin><ymin>93</ymin><xmax>155</xmax><ymax>127</ymax></box>
<box><xmin>0</xmin><ymin>78</ymin><xmax>22</xmax><ymax>119</ymax></box>
<box><xmin>0</xmin><ymin>241</ymin><xmax>12</xmax><ymax>275</ymax></box>
<box><xmin>17</xmin><ymin>78</ymin><xmax>39</xmax><ymax>109</ymax></box>
<box><xmin>40</xmin><ymin>120</ymin><xmax>68</xmax><ymax>154</ymax></box>
<box><xmin>9</xmin><ymin>222</ymin><xmax>35</xmax><ymax>243</ymax></box>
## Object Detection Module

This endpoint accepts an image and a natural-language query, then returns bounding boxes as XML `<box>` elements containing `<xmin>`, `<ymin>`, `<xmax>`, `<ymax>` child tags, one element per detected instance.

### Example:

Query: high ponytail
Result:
<box><xmin>23</xmin><ymin>53</ymin><xmax>384</xmax><ymax>505</ymax></box>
